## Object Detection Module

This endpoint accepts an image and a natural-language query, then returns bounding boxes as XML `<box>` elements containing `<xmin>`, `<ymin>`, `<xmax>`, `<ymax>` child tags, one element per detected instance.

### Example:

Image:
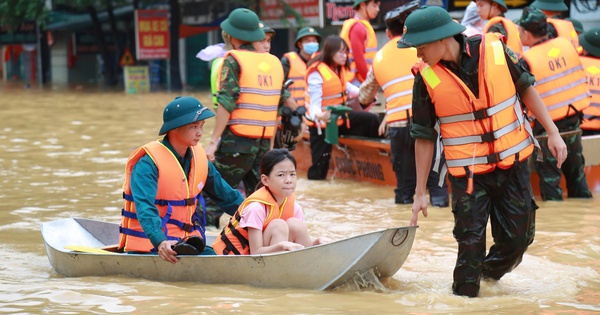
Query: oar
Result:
<box><xmin>64</xmin><ymin>245</ymin><xmax>115</xmax><ymax>254</ymax></box>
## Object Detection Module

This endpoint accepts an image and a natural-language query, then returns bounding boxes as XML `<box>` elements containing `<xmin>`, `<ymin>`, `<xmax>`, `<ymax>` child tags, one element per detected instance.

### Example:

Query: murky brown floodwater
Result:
<box><xmin>1</xmin><ymin>85</ymin><xmax>599</xmax><ymax>314</ymax></box>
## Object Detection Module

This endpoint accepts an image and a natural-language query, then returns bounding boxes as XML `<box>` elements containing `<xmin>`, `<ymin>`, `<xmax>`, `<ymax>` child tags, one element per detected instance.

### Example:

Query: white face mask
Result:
<box><xmin>303</xmin><ymin>42</ymin><xmax>319</xmax><ymax>54</ymax></box>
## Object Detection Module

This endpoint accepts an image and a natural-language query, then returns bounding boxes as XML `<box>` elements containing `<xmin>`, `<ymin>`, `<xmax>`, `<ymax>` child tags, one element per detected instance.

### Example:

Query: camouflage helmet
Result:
<box><xmin>565</xmin><ymin>17</ymin><xmax>584</xmax><ymax>33</ymax></box>
<box><xmin>259</xmin><ymin>20</ymin><xmax>275</xmax><ymax>37</ymax></box>
<box><xmin>352</xmin><ymin>0</ymin><xmax>377</xmax><ymax>9</ymax></box>
<box><xmin>397</xmin><ymin>6</ymin><xmax>466</xmax><ymax>48</ymax></box>
<box><xmin>490</xmin><ymin>0</ymin><xmax>508</xmax><ymax>13</ymax></box>
<box><xmin>531</xmin><ymin>0</ymin><xmax>568</xmax><ymax>12</ymax></box>
<box><xmin>517</xmin><ymin>6</ymin><xmax>548</xmax><ymax>36</ymax></box>
<box><xmin>220</xmin><ymin>8</ymin><xmax>265</xmax><ymax>42</ymax></box>
<box><xmin>159</xmin><ymin>96</ymin><xmax>215</xmax><ymax>135</ymax></box>
<box><xmin>579</xmin><ymin>27</ymin><xmax>600</xmax><ymax>58</ymax></box>
<box><xmin>295</xmin><ymin>27</ymin><xmax>322</xmax><ymax>44</ymax></box>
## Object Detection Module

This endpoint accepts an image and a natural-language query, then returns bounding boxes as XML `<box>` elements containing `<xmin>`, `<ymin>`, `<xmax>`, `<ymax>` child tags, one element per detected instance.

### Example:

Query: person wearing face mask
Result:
<box><xmin>281</xmin><ymin>27</ymin><xmax>322</xmax><ymax>109</ymax></box>
<box><xmin>340</xmin><ymin>0</ymin><xmax>380</xmax><ymax>87</ymax></box>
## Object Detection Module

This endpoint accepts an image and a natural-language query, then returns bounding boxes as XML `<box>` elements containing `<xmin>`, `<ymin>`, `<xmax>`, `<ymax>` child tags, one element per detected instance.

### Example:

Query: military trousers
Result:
<box><xmin>533</xmin><ymin>114</ymin><xmax>592</xmax><ymax>201</ymax></box>
<box><xmin>388</xmin><ymin>126</ymin><xmax>448</xmax><ymax>205</ymax></box>
<box><xmin>448</xmin><ymin>161</ymin><xmax>538</xmax><ymax>297</ymax></box>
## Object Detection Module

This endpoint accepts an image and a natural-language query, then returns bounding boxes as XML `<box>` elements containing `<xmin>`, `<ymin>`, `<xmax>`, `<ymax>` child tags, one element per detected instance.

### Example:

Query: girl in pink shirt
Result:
<box><xmin>239</xmin><ymin>149</ymin><xmax>327</xmax><ymax>254</ymax></box>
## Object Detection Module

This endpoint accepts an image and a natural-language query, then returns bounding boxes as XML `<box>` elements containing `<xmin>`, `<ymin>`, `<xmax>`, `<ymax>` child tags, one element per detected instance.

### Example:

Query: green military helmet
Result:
<box><xmin>259</xmin><ymin>20</ymin><xmax>275</xmax><ymax>37</ymax></box>
<box><xmin>159</xmin><ymin>96</ymin><xmax>215</xmax><ymax>135</ymax></box>
<box><xmin>579</xmin><ymin>27</ymin><xmax>600</xmax><ymax>58</ymax></box>
<box><xmin>490</xmin><ymin>0</ymin><xmax>508</xmax><ymax>13</ymax></box>
<box><xmin>353</xmin><ymin>0</ymin><xmax>370</xmax><ymax>9</ymax></box>
<box><xmin>565</xmin><ymin>17</ymin><xmax>584</xmax><ymax>33</ymax></box>
<box><xmin>517</xmin><ymin>6</ymin><xmax>548</xmax><ymax>35</ymax></box>
<box><xmin>397</xmin><ymin>6</ymin><xmax>466</xmax><ymax>48</ymax></box>
<box><xmin>531</xmin><ymin>0</ymin><xmax>568</xmax><ymax>12</ymax></box>
<box><xmin>220</xmin><ymin>8</ymin><xmax>265</xmax><ymax>42</ymax></box>
<box><xmin>295</xmin><ymin>26</ymin><xmax>322</xmax><ymax>44</ymax></box>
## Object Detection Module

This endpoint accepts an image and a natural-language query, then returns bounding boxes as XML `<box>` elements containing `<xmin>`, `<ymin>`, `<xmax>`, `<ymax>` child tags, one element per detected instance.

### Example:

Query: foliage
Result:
<box><xmin>0</xmin><ymin>0</ymin><xmax>48</xmax><ymax>30</ymax></box>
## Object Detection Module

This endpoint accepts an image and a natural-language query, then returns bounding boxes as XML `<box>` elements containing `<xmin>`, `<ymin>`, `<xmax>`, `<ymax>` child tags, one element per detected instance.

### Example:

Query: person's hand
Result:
<box><xmin>378</xmin><ymin>119</ymin><xmax>387</xmax><ymax>136</ymax></box>
<box><xmin>410</xmin><ymin>193</ymin><xmax>429</xmax><ymax>226</ymax></box>
<box><xmin>205</xmin><ymin>141</ymin><xmax>218</xmax><ymax>161</ymax></box>
<box><xmin>157</xmin><ymin>240</ymin><xmax>179</xmax><ymax>264</ymax></box>
<box><xmin>317</xmin><ymin>111</ymin><xmax>331</xmax><ymax>122</ymax></box>
<box><xmin>279</xmin><ymin>241</ymin><xmax>304</xmax><ymax>252</ymax></box>
<box><xmin>546</xmin><ymin>132</ymin><xmax>567</xmax><ymax>168</ymax></box>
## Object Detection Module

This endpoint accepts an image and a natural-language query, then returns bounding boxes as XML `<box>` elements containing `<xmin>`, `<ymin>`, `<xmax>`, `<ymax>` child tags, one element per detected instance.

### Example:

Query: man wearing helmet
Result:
<box><xmin>398</xmin><ymin>6</ymin><xmax>566</xmax><ymax>297</ymax></box>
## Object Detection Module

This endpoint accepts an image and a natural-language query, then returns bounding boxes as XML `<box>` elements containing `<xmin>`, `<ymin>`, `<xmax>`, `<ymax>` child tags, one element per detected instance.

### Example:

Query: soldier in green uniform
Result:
<box><xmin>518</xmin><ymin>7</ymin><xmax>592</xmax><ymax>201</ymax></box>
<box><xmin>399</xmin><ymin>6</ymin><xmax>567</xmax><ymax>297</ymax></box>
<box><xmin>203</xmin><ymin>8</ymin><xmax>296</xmax><ymax>228</ymax></box>
<box><xmin>530</xmin><ymin>0</ymin><xmax>577</xmax><ymax>41</ymax></box>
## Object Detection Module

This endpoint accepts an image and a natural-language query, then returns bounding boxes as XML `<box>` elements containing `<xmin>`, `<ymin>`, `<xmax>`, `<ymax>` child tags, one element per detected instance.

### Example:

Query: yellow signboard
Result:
<box><xmin>124</xmin><ymin>66</ymin><xmax>150</xmax><ymax>94</ymax></box>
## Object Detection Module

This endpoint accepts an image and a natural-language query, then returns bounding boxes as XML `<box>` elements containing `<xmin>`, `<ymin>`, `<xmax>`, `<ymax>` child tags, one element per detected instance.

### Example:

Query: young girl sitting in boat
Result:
<box><xmin>213</xmin><ymin>149</ymin><xmax>327</xmax><ymax>255</ymax></box>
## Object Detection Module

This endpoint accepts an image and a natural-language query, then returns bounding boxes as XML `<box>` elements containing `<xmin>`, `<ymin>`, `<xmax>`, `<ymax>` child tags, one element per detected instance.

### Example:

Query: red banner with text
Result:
<box><xmin>135</xmin><ymin>10</ymin><xmax>170</xmax><ymax>60</ymax></box>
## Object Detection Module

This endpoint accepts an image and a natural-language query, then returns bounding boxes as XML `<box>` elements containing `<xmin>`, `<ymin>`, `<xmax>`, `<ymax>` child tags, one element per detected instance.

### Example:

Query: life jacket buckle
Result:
<box><xmin>184</xmin><ymin>197</ymin><xmax>196</xmax><ymax>206</ymax></box>
<box><xmin>480</xmin><ymin>131</ymin><xmax>495</xmax><ymax>143</ymax></box>
<box><xmin>487</xmin><ymin>153</ymin><xmax>500</xmax><ymax>163</ymax></box>
<box><xmin>473</xmin><ymin>108</ymin><xmax>489</xmax><ymax>120</ymax></box>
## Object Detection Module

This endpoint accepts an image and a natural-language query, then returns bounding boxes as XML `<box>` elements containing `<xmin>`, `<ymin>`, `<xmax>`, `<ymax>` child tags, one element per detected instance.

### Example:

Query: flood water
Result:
<box><xmin>1</xmin><ymin>85</ymin><xmax>599</xmax><ymax>314</ymax></box>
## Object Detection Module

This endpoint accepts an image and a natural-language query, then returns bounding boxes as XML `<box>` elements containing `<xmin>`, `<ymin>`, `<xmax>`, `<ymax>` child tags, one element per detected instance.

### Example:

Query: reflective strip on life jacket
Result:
<box><xmin>418</xmin><ymin>33</ymin><xmax>535</xmax><ymax>178</ymax></box>
<box><xmin>439</xmin><ymin>94</ymin><xmax>518</xmax><ymax>124</ymax></box>
<box><xmin>446</xmin><ymin>137</ymin><xmax>533</xmax><ymax>167</ymax></box>
<box><xmin>523</xmin><ymin>37</ymin><xmax>590</xmax><ymax>121</ymax></box>
<box><xmin>283</xmin><ymin>51</ymin><xmax>308</xmax><ymax>107</ymax></box>
<box><xmin>339</xmin><ymin>18</ymin><xmax>377</xmax><ymax>83</ymax></box>
<box><xmin>372</xmin><ymin>38</ymin><xmax>417</xmax><ymax>123</ymax></box>
<box><xmin>225</xmin><ymin>50</ymin><xmax>284</xmax><ymax>138</ymax></box>
<box><xmin>581</xmin><ymin>56</ymin><xmax>600</xmax><ymax>131</ymax></box>
<box><xmin>304</xmin><ymin>62</ymin><xmax>347</xmax><ymax>128</ymax></box>
<box><xmin>118</xmin><ymin>141</ymin><xmax>207</xmax><ymax>252</ymax></box>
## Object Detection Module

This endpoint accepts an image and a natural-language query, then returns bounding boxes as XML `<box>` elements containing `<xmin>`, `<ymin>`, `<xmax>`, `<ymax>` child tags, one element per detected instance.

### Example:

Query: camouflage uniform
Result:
<box><xmin>402</xmin><ymin>6</ymin><xmax>540</xmax><ymax>297</ymax></box>
<box><xmin>533</xmin><ymin>114</ymin><xmax>592</xmax><ymax>200</ymax></box>
<box><xmin>203</xmin><ymin>44</ymin><xmax>291</xmax><ymax>224</ymax></box>
<box><xmin>520</xmin><ymin>8</ymin><xmax>592</xmax><ymax>201</ymax></box>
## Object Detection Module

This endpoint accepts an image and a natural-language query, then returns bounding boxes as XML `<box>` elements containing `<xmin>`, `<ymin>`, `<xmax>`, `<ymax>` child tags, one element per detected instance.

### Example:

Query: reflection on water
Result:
<box><xmin>1</xmin><ymin>87</ymin><xmax>599</xmax><ymax>314</ymax></box>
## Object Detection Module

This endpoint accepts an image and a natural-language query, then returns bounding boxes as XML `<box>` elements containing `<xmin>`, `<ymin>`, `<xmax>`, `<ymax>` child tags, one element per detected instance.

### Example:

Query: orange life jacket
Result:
<box><xmin>340</xmin><ymin>18</ymin><xmax>377</xmax><ymax>83</ymax></box>
<box><xmin>212</xmin><ymin>187</ymin><xmax>296</xmax><ymax>255</ymax></box>
<box><xmin>547</xmin><ymin>18</ymin><xmax>579</xmax><ymax>50</ymax></box>
<box><xmin>283</xmin><ymin>52</ymin><xmax>308</xmax><ymax>108</ymax></box>
<box><xmin>119</xmin><ymin>140</ymin><xmax>208</xmax><ymax>253</ymax></box>
<box><xmin>226</xmin><ymin>50</ymin><xmax>284</xmax><ymax>139</ymax></box>
<box><xmin>484</xmin><ymin>16</ymin><xmax>524</xmax><ymax>56</ymax></box>
<box><xmin>304</xmin><ymin>62</ymin><xmax>347</xmax><ymax>128</ymax></box>
<box><xmin>418</xmin><ymin>33</ymin><xmax>535</xmax><ymax>177</ymax></box>
<box><xmin>522</xmin><ymin>37</ymin><xmax>590</xmax><ymax>121</ymax></box>
<box><xmin>372</xmin><ymin>36</ymin><xmax>417</xmax><ymax>124</ymax></box>
<box><xmin>581</xmin><ymin>56</ymin><xmax>600</xmax><ymax>131</ymax></box>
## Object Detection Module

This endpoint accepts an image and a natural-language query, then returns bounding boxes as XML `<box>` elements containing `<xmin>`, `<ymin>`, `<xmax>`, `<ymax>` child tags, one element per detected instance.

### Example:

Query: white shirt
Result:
<box><xmin>306</xmin><ymin>70</ymin><xmax>359</xmax><ymax>121</ymax></box>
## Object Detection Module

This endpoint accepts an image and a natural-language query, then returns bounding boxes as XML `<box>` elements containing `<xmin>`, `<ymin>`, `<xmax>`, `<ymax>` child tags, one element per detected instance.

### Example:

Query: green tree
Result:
<box><xmin>0</xmin><ymin>0</ymin><xmax>48</xmax><ymax>30</ymax></box>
